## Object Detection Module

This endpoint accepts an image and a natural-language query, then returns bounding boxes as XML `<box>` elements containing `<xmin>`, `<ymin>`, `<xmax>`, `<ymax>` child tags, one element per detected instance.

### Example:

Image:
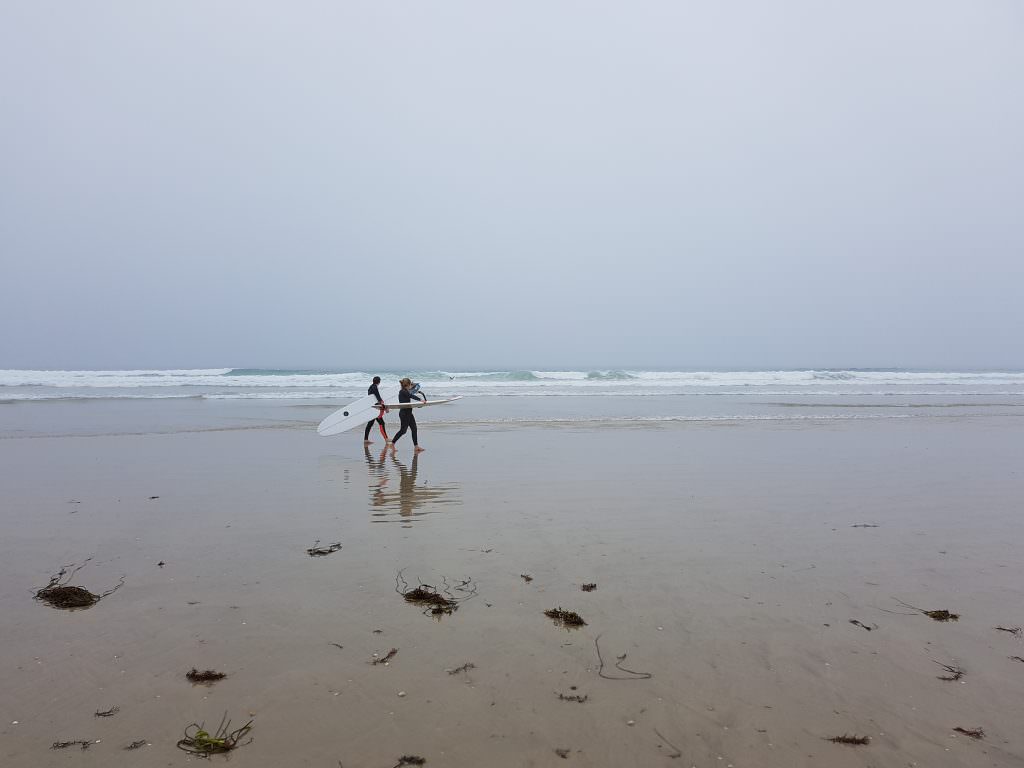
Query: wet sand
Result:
<box><xmin>2</xmin><ymin>401</ymin><xmax>1024</xmax><ymax>767</ymax></box>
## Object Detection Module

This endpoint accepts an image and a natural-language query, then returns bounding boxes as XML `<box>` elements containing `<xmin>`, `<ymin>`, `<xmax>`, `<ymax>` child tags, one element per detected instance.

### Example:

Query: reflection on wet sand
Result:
<box><xmin>365</xmin><ymin>446</ymin><xmax>460</xmax><ymax>524</ymax></box>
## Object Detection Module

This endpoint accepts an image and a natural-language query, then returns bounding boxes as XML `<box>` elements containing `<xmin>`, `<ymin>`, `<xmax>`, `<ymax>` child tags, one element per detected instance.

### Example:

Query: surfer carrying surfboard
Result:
<box><xmin>363</xmin><ymin>376</ymin><xmax>389</xmax><ymax>445</ymax></box>
<box><xmin>388</xmin><ymin>377</ymin><xmax>426</xmax><ymax>452</ymax></box>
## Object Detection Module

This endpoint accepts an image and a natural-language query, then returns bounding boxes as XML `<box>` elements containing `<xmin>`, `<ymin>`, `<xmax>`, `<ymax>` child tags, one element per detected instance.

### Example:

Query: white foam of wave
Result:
<box><xmin>196</xmin><ymin>390</ymin><xmax>1024</xmax><ymax>400</ymax></box>
<box><xmin>4</xmin><ymin>369</ymin><xmax>1024</xmax><ymax>396</ymax></box>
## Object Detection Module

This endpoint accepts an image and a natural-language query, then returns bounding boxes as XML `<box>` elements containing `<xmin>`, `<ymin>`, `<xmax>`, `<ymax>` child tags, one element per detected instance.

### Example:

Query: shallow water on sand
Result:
<box><xmin>1</xmin><ymin>399</ymin><xmax>1023</xmax><ymax>767</ymax></box>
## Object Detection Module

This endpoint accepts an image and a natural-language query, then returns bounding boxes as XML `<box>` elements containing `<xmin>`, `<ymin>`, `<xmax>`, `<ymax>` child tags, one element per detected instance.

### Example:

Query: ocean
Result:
<box><xmin>4</xmin><ymin>368</ymin><xmax>1024</xmax><ymax>401</ymax></box>
<box><xmin>3</xmin><ymin>369</ymin><xmax>1024</xmax><ymax>434</ymax></box>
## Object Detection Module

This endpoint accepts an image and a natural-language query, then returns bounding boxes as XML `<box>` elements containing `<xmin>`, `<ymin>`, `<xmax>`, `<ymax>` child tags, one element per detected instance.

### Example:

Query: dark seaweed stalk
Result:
<box><xmin>953</xmin><ymin>727</ymin><xmax>984</xmax><ymax>739</ymax></box>
<box><xmin>594</xmin><ymin>634</ymin><xmax>652</xmax><ymax>680</ymax></box>
<box><xmin>827</xmin><ymin>734</ymin><xmax>870</xmax><ymax>745</ymax></box>
<box><xmin>51</xmin><ymin>740</ymin><xmax>92</xmax><ymax>750</ymax></box>
<box><xmin>307</xmin><ymin>540</ymin><xmax>342</xmax><ymax>557</ymax></box>
<box><xmin>935</xmin><ymin>662</ymin><xmax>964</xmax><ymax>681</ymax></box>
<box><xmin>371</xmin><ymin>648</ymin><xmax>398</xmax><ymax>665</ymax></box>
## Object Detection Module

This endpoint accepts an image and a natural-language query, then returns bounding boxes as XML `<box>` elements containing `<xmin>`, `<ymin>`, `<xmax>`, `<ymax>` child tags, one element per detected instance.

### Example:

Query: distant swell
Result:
<box><xmin>586</xmin><ymin>370</ymin><xmax>635</xmax><ymax>380</ymax></box>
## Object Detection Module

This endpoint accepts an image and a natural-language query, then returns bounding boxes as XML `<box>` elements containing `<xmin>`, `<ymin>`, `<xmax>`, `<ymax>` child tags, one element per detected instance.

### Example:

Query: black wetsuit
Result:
<box><xmin>390</xmin><ymin>388</ymin><xmax>424</xmax><ymax>446</ymax></box>
<box><xmin>363</xmin><ymin>383</ymin><xmax>389</xmax><ymax>441</ymax></box>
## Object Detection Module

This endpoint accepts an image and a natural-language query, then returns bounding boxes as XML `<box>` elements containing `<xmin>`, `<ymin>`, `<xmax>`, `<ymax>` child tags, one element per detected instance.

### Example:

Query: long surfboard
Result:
<box><xmin>317</xmin><ymin>385</ymin><xmax>400</xmax><ymax>436</ymax></box>
<box><xmin>317</xmin><ymin>393</ymin><xmax>461</xmax><ymax>436</ymax></box>
<box><xmin>373</xmin><ymin>396</ymin><xmax>462</xmax><ymax>410</ymax></box>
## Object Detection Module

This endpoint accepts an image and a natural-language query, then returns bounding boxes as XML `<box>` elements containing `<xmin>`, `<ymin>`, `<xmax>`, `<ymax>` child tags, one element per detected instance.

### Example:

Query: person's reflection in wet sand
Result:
<box><xmin>365</xmin><ymin>444</ymin><xmax>389</xmax><ymax>509</ymax></box>
<box><xmin>368</xmin><ymin>449</ymin><xmax>460</xmax><ymax>523</ymax></box>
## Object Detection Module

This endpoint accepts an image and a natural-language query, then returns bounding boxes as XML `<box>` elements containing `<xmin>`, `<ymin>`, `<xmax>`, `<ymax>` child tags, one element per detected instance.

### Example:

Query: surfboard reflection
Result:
<box><xmin>365</xmin><ymin>446</ymin><xmax>460</xmax><ymax>523</ymax></box>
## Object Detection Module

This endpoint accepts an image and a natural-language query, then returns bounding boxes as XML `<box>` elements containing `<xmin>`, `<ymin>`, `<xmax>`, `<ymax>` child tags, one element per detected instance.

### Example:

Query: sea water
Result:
<box><xmin>2</xmin><ymin>369</ymin><xmax>1023</xmax><ymax>435</ymax></box>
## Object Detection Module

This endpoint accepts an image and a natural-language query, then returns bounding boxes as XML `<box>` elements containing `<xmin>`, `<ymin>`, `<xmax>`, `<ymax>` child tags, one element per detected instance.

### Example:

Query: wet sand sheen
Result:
<box><xmin>1</xmin><ymin>402</ymin><xmax>1024</xmax><ymax>767</ymax></box>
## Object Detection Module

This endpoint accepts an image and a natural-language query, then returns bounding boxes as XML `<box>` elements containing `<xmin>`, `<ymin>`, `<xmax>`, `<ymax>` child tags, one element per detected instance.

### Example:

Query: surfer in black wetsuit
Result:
<box><xmin>388</xmin><ymin>377</ymin><xmax>426</xmax><ymax>452</ymax></box>
<box><xmin>363</xmin><ymin>376</ymin><xmax>389</xmax><ymax>444</ymax></box>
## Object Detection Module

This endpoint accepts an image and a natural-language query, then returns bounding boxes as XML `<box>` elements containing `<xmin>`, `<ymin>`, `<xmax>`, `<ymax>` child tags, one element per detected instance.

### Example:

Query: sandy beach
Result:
<box><xmin>2</xmin><ymin>398</ymin><xmax>1024</xmax><ymax>767</ymax></box>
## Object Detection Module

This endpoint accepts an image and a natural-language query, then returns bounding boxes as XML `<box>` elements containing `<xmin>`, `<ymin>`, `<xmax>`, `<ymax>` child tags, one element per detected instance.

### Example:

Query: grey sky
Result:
<box><xmin>2</xmin><ymin>1</ymin><xmax>1022</xmax><ymax>370</ymax></box>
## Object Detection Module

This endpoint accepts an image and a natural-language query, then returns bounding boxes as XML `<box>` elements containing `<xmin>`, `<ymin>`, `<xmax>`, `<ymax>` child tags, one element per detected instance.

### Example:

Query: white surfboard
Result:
<box><xmin>317</xmin><ymin>385</ymin><xmax>400</xmax><ymax>436</ymax></box>
<box><xmin>317</xmin><ymin>393</ymin><xmax>461</xmax><ymax>436</ymax></box>
<box><xmin>373</xmin><ymin>396</ymin><xmax>462</xmax><ymax>410</ymax></box>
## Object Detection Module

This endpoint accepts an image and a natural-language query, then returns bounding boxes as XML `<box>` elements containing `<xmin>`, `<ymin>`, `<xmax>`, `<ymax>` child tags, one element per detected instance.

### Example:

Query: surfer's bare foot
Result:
<box><xmin>414</xmin><ymin>446</ymin><xmax>425</xmax><ymax>453</ymax></box>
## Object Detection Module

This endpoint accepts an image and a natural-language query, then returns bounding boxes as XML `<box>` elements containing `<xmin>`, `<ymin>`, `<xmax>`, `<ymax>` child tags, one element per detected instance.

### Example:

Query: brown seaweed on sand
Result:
<box><xmin>396</xmin><ymin>570</ymin><xmax>476</xmax><ymax>617</ymax></box>
<box><xmin>51</xmin><ymin>740</ymin><xmax>93</xmax><ymax>750</ymax></box>
<box><xmin>186</xmin><ymin>668</ymin><xmax>227</xmax><ymax>684</ymax></box>
<box><xmin>176</xmin><ymin>713</ymin><xmax>253</xmax><ymax>756</ymax></box>
<box><xmin>545</xmin><ymin>608</ymin><xmax>587</xmax><ymax>627</ymax></box>
<box><xmin>94</xmin><ymin>706</ymin><xmax>119</xmax><ymax>717</ymax></box>
<box><xmin>953</xmin><ymin>727</ymin><xmax>984</xmax><ymax>740</ymax></box>
<box><xmin>849</xmin><ymin>619</ymin><xmax>876</xmax><ymax>631</ymax></box>
<box><xmin>554</xmin><ymin>748</ymin><xmax>571</xmax><ymax>759</ymax></box>
<box><xmin>826</xmin><ymin>734</ymin><xmax>870</xmax><ymax>745</ymax></box>
<box><xmin>935</xmin><ymin>662</ymin><xmax>964</xmax><ymax>681</ymax></box>
<box><xmin>124</xmin><ymin>740</ymin><xmax>147</xmax><ymax>750</ymax></box>
<box><xmin>371</xmin><ymin>648</ymin><xmax>398</xmax><ymax>665</ymax></box>
<box><xmin>307</xmin><ymin>540</ymin><xmax>342</xmax><ymax>557</ymax></box>
<box><xmin>35</xmin><ymin>561</ymin><xmax>124</xmax><ymax>610</ymax></box>
<box><xmin>520</xmin><ymin>574</ymin><xmax>533</xmax><ymax>583</ymax></box>
<box><xmin>1011</xmin><ymin>656</ymin><xmax>1024</xmax><ymax>663</ymax></box>
<box><xmin>893</xmin><ymin>598</ymin><xmax>959</xmax><ymax>622</ymax></box>
<box><xmin>995</xmin><ymin>626</ymin><xmax>1023</xmax><ymax>638</ymax></box>
<box><xmin>580</xmin><ymin>583</ymin><xmax>597</xmax><ymax>592</ymax></box>
<box><xmin>392</xmin><ymin>757</ymin><xmax>426</xmax><ymax>767</ymax></box>
<box><xmin>557</xmin><ymin>692</ymin><xmax>588</xmax><ymax>703</ymax></box>
<box><xmin>447</xmin><ymin>662</ymin><xmax>475</xmax><ymax>675</ymax></box>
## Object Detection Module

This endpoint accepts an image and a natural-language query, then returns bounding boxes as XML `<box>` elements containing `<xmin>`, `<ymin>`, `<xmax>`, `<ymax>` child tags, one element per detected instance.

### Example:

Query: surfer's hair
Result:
<box><xmin>372</xmin><ymin>376</ymin><xmax>381</xmax><ymax>384</ymax></box>
<box><xmin>400</xmin><ymin>377</ymin><xmax>412</xmax><ymax>387</ymax></box>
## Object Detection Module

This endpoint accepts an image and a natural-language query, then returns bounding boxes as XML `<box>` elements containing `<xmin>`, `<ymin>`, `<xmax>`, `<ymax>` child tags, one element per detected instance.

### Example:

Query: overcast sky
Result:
<box><xmin>1</xmin><ymin>1</ymin><xmax>1021</xmax><ymax>370</ymax></box>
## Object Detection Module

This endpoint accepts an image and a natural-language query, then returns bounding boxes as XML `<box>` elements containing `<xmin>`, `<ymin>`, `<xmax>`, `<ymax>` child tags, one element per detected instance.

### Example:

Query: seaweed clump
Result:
<box><xmin>307</xmin><ymin>540</ymin><xmax>342</xmax><ymax>557</ymax></box>
<box><xmin>580</xmin><ymin>583</ymin><xmax>597</xmax><ymax>592</ymax></box>
<box><xmin>953</xmin><ymin>727</ymin><xmax>984</xmax><ymax>740</ymax></box>
<box><xmin>186</xmin><ymin>668</ymin><xmax>227</xmax><ymax>684</ymax></box>
<box><xmin>396</xmin><ymin>570</ymin><xmax>476</xmax><ymax>617</ymax></box>
<box><xmin>404</xmin><ymin>586</ymin><xmax>458</xmax><ymax>615</ymax></box>
<box><xmin>393</xmin><ymin>757</ymin><xmax>426</xmax><ymax>767</ymax></box>
<box><xmin>827</xmin><ymin>734</ymin><xmax>870</xmax><ymax>745</ymax></box>
<box><xmin>545</xmin><ymin>608</ymin><xmax>587</xmax><ymax>627</ymax></box>
<box><xmin>176</xmin><ymin>713</ymin><xmax>253</xmax><ymax>756</ymax></box>
<box><xmin>35</xmin><ymin>562</ymin><xmax>124</xmax><ymax>610</ymax></box>
<box><xmin>894</xmin><ymin>598</ymin><xmax>959</xmax><ymax>622</ymax></box>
